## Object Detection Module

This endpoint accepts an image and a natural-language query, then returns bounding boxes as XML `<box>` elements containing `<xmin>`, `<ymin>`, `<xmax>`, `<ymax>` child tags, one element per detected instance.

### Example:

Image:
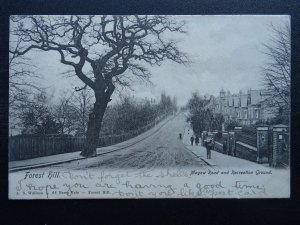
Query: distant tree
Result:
<box><xmin>172</xmin><ymin>96</ymin><xmax>178</xmax><ymax>113</ymax></box>
<box><xmin>114</xmin><ymin>96</ymin><xmax>143</xmax><ymax>133</ymax></box>
<box><xmin>224</xmin><ymin>119</ymin><xmax>240</xmax><ymax>131</ymax></box>
<box><xmin>10</xmin><ymin>15</ymin><xmax>188</xmax><ymax>157</ymax></box>
<box><xmin>53</xmin><ymin>94</ymin><xmax>78</xmax><ymax>135</ymax></box>
<box><xmin>9</xmin><ymin>44</ymin><xmax>42</xmax><ymax>135</ymax></box>
<box><xmin>9</xmin><ymin>40</ymin><xmax>40</xmax><ymax>108</ymax></box>
<box><xmin>101</xmin><ymin>93</ymin><xmax>172</xmax><ymax>135</ymax></box>
<box><xmin>187</xmin><ymin>92</ymin><xmax>210</xmax><ymax>114</ymax></box>
<box><xmin>180</xmin><ymin>105</ymin><xmax>187</xmax><ymax>112</ymax></box>
<box><xmin>159</xmin><ymin>91</ymin><xmax>170</xmax><ymax>113</ymax></box>
<box><xmin>20</xmin><ymin>91</ymin><xmax>60</xmax><ymax>135</ymax></box>
<box><xmin>186</xmin><ymin>92</ymin><xmax>212</xmax><ymax>134</ymax></box>
<box><xmin>262</xmin><ymin>22</ymin><xmax>290</xmax><ymax>124</ymax></box>
<box><xmin>211</xmin><ymin>113</ymin><xmax>224</xmax><ymax>131</ymax></box>
<box><xmin>137</xmin><ymin>99</ymin><xmax>154</xmax><ymax>125</ymax></box>
<box><xmin>100</xmin><ymin>105</ymin><xmax>119</xmax><ymax>135</ymax></box>
<box><xmin>70</xmin><ymin>88</ymin><xmax>94</xmax><ymax>137</ymax></box>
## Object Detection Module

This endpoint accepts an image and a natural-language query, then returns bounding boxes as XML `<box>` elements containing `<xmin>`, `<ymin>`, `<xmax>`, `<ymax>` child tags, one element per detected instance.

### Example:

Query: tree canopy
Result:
<box><xmin>10</xmin><ymin>15</ymin><xmax>188</xmax><ymax>94</ymax></box>
<box><xmin>262</xmin><ymin>22</ymin><xmax>290</xmax><ymax>124</ymax></box>
<box><xmin>186</xmin><ymin>92</ymin><xmax>224</xmax><ymax>134</ymax></box>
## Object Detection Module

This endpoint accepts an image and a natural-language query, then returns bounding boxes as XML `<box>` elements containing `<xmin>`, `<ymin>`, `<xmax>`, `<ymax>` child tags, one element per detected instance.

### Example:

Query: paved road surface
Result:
<box><xmin>50</xmin><ymin>113</ymin><xmax>207</xmax><ymax>170</ymax></box>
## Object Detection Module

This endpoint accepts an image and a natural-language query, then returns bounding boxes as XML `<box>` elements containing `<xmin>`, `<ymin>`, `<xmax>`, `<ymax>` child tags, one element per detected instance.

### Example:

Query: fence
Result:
<box><xmin>9</xmin><ymin>135</ymin><xmax>85</xmax><ymax>161</ymax></box>
<box><xmin>206</xmin><ymin>124</ymin><xmax>289</xmax><ymax>166</ymax></box>
<box><xmin>235</xmin><ymin>133</ymin><xmax>257</xmax><ymax>147</ymax></box>
<box><xmin>235</xmin><ymin>127</ymin><xmax>257</xmax><ymax>147</ymax></box>
<box><xmin>9</xmin><ymin>113</ymin><xmax>170</xmax><ymax>161</ymax></box>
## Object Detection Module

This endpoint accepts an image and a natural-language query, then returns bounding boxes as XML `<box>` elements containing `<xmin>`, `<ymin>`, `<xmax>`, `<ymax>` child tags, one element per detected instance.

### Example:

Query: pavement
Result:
<box><xmin>182</xmin><ymin>125</ymin><xmax>270</xmax><ymax>170</ymax></box>
<box><xmin>9</xmin><ymin>114</ymin><xmax>176</xmax><ymax>172</ymax></box>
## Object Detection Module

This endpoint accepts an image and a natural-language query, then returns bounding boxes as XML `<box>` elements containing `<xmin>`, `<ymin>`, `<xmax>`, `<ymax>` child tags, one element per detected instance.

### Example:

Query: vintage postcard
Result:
<box><xmin>8</xmin><ymin>15</ymin><xmax>290</xmax><ymax>199</ymax></box>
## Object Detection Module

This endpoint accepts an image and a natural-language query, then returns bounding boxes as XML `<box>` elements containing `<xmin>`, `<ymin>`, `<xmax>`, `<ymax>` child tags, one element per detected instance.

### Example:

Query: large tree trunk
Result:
<box><xmin>80</xmin><ymin>94</ymin><xmax>108</xmax><ymax>157</ymax></box>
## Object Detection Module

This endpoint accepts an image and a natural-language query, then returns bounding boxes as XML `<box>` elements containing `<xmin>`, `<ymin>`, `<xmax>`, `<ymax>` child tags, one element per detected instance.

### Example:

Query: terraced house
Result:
<box><xmin>208</xmin><ymin>89</ymin><xmax>274</xmax><ymax>126</ymax></box>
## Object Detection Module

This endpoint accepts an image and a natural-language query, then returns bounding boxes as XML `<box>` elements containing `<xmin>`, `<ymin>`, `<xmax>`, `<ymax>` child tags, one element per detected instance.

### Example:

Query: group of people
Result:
<box><xmin>178</xmin><ymin>131</ymin><xmax>214</xmax><ymax>159</ymax></box>
<box><xmin>189</xmin><ymin>135</ymin><xmax>214</xmax><ymax>159</ymax></box>
<box><xmin>189</xmin><ymin>135</ymin><xmax>200</xmax><ymax>146</ymax></box>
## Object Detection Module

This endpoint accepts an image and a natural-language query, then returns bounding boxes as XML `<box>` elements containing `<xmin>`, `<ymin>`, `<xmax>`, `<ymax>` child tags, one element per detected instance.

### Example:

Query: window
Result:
<box><xmin>255</xmin><ymin>109</ymin><xmax>259</xmax><ymax>119</ymax></box>
<box><xmin>244</xmin><ymin>110</ymin><xmax>248</xmax><ymax>119</ymax></box>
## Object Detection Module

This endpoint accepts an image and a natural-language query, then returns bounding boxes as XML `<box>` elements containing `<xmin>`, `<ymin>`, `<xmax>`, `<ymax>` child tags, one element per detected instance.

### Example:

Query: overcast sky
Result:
<box><xmin>16</xmin><ymin>15</ymin><xmax>290</xmax><ymax>106</ymax></box>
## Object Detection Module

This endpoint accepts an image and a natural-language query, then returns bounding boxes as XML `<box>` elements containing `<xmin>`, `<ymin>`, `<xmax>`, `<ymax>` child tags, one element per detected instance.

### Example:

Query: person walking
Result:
<box><xmin>190</xmin><ymin>136</ymin><xmax>195</xmax><ymax>146</ymax></box>
<box><xmin>195</xmin><ymin>136</ymin><xmax>199</xmax><ymax>146</ymax></box>
<box><xmin>205</xmin><ymin>138</ymin><xmax>214</xmax><ymax>159</ymax></box>
<box><xmin>179</xmin><ymin>133</ymin><xmax>182</xmax><ymax>140</ymax></box>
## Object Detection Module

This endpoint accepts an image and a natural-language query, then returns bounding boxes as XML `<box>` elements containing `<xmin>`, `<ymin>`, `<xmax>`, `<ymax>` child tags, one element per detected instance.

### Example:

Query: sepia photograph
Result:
<box><xmin>8</xmin><ymin>15</ymin><xmax>290</xmax><ymax>199</ymax></box>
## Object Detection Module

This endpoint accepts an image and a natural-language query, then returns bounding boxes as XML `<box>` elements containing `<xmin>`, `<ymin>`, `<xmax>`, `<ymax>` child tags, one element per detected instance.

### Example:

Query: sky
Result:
<box><xmin>12</xmin><ymin>15</ymin><xmax>290</xmax><ymax>106</ymax></box>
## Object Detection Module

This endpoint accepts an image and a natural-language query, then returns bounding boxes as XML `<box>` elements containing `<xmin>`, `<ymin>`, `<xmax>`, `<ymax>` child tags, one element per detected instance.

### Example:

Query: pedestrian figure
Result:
<box><xmin>205</xmin><ymin>138</ymin><xmax>214</xmax><ymax>159</ymax></box>
<box><xmin>179</xmin><ymin>133</ymin><xmax>182</xmax><ymax>140</ymax></box>
<box><xmin>190</xmin><ymin>136</ymin><xmax>194</xmax><ymax>146</ymax></box>
<box><xmin>195</xmin><ymin>136</ymin><xmax>199</xmax><ymax>146</ymax></box>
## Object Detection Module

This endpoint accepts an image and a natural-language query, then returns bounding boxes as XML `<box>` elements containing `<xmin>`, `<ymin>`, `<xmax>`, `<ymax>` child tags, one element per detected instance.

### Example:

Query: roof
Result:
<box><xmin>228</xmin><ymin>96</ymin><xmax>233</xmax><ymax>106</ymax></box>
<box><xmin>233</xmin><ymin>95</ymin><xmax>239</xmax><ymax>107</ymax></box>
<box><xmin>240</xmin><ymin>94</ymin><xmax>248</xmax><ymax>107</ymax></box>
<box><xmin>250</xmin><ymin>90</ymin><xmax>262</xmax><ymax>105</ymax></box>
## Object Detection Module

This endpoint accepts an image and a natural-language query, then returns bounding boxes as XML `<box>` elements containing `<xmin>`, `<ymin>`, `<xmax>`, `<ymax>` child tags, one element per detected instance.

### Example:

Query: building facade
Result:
<box><xmin>207</xmin><ymin>89</ymin><xmax>274</xmax><ymax>126</ymax></box>
<box><xmin>132</xmin><ymin>96</ymin><xmax>157</xmax><ymax>106</ymax></box>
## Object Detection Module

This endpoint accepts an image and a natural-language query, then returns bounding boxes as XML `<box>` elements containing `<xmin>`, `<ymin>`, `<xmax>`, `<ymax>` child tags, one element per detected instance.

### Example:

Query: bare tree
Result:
<box><xmin>262</xmin><ymin>22</ymin><xmax>290</xmax><ymax>123</ymax></box>
<box><xmin>9</xmin><ymin>37</ymin><xmax>42</xmax><ymax>105</ymax></box>
<box><xmin>70</xmin><ymin>88</ymin><xmax>94</xmax><ymax>137</ymax></box>
<box><xmin>10</xmin><ymin>15</ymin><xmax>188</xmax><ymax>156</ymax></box>
<box><xmin>53</xmin><ymin>93</ymin><xmax>78</xmax><ymax>135</ymax></box>
<box><xmin>9</xmin><ymin>37</ymin><xmax>45</xmax><ymax>136</ymax></box>
<box><xmin>49</xmin><ymin>89</ymin><xmax>93</xmax><ymax>136</ymax></box>
<box><xmin>19</xmin><ymin>91</ymin><xmax>60</xmax><ymax>135</ymax></box>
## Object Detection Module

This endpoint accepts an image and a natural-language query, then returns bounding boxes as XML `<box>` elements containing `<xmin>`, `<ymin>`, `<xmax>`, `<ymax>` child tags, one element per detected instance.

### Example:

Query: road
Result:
<box><xmin>50</xmin><ymin>113</ymin><xmax>207</xmax><ymax>170</ymax></box>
